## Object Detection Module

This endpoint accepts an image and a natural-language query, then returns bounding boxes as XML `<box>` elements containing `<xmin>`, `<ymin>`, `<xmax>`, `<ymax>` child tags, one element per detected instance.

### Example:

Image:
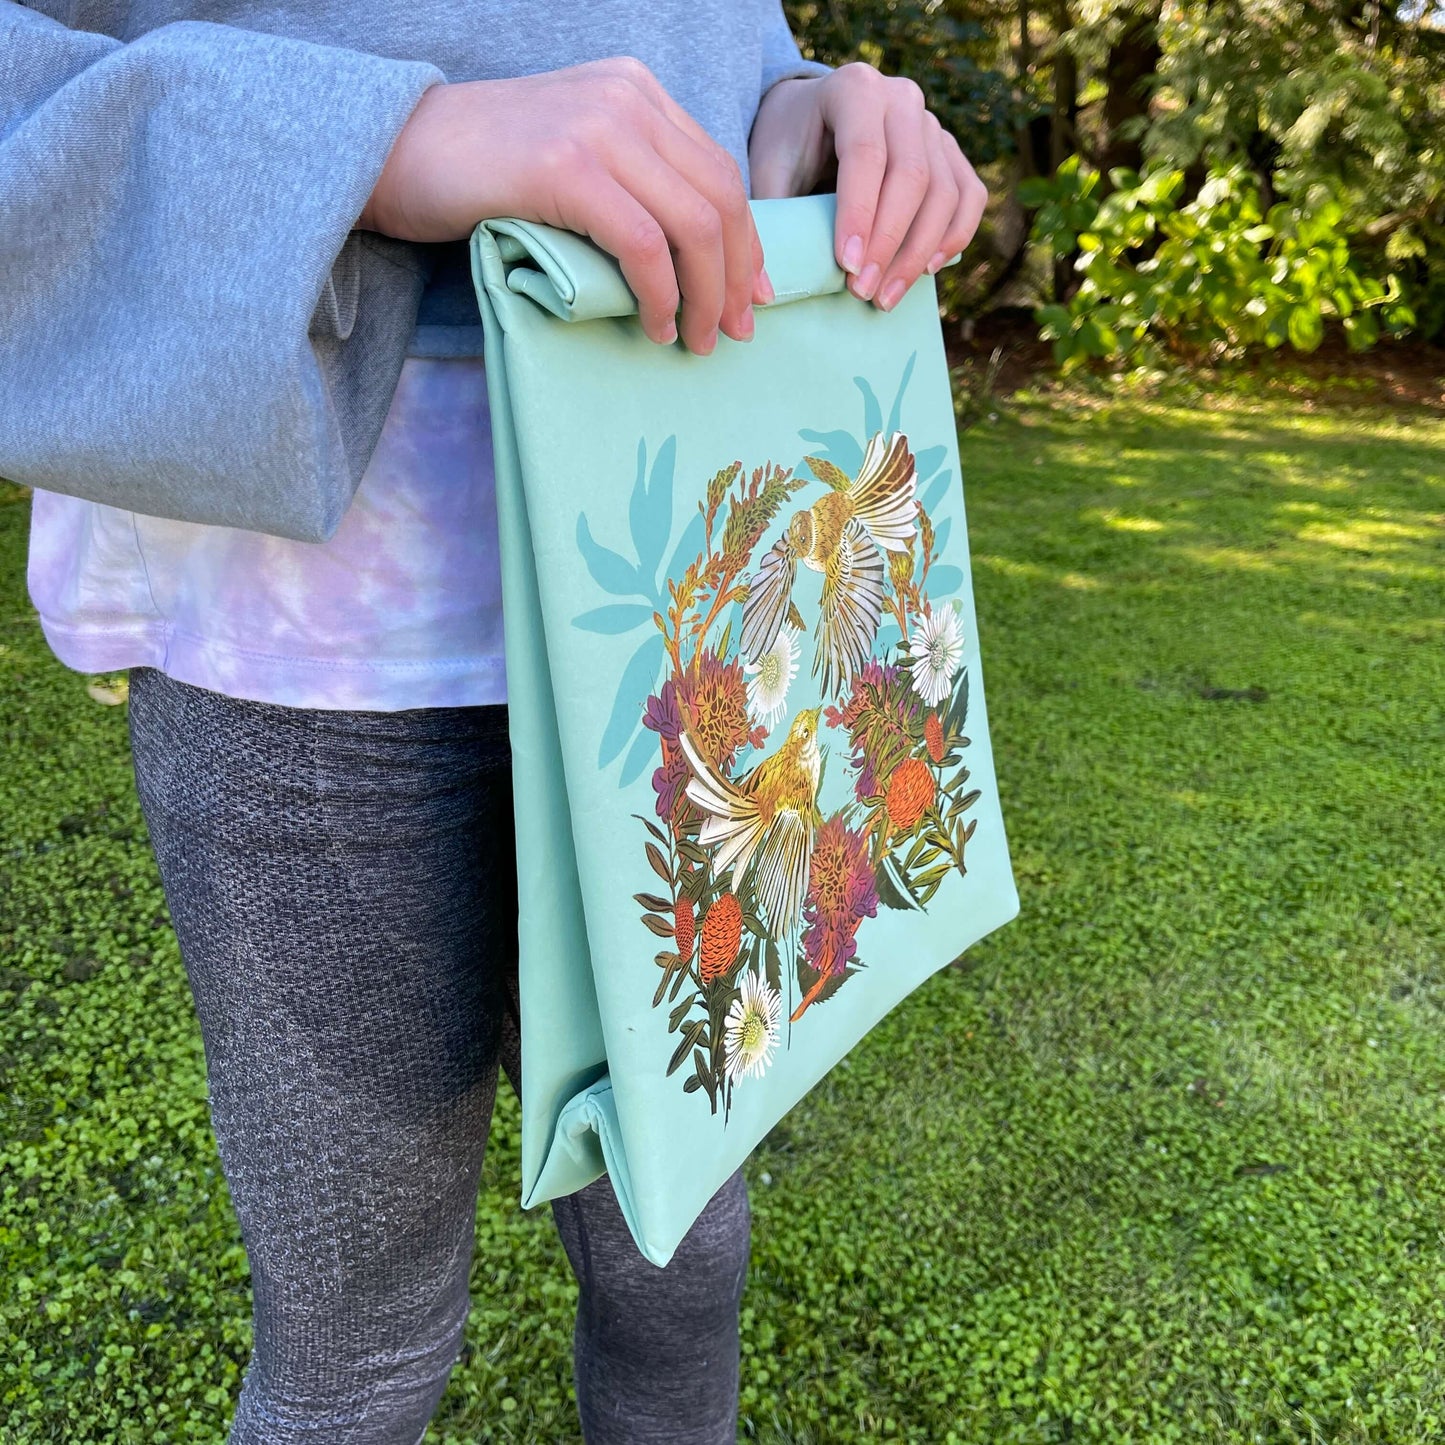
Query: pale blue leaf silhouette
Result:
<box><xmin>600</xmin><ymin>634</ymin><xmax>665</xmax><ymax>768</ymax></box>
<box><xmin>886</xmin><ymin>352</ymin><xmax>917</xmax><ymax>434</ymax></box>
<box><xmin>620</xmin><ymin>720</ymin><xmax>658</xmax><ymax>789</ymax></box>
<box><xmin>927</xmin><ymin>564</ymin><xmax>964</xmax><ymax>598</ymax></box>
<box><xmin>854</xmin><ymin>376</ymin><xmax>883</xmax><ymax>438</ymax></box>
<box><xmin>626</xmin><ymin>439</ymin><xmax>648</xmax><ymax>576</ymax></box>
<box><xmin>577</xmin><ymin>513</ymin><xmax>641</xmax><ymax>597</ymax></box>
<box><xmin>914</xmin><ymin>445</ymin><xmax>947</xmax><ymax>483</ymax></box>
<box><xmin>573</xmin><ymin>603</ymin><xmax>654</xmax><ymax>635</ymax></box>
<box><xmin>875</xmin><ymin>616</ymin><xmax>903</xmax><ymax>655</ymax></box>
<box><xmin>664</xmin><ymin>508</ymin><xmax>706</xmax><ymax>582</ymax></box>
<box><xmin>631</xmin><ymin>435</ymin><xmax>675</xmax><ymax>593</ymax></box>
<box><xmin>797</xmin><ymin>429</ymin><xmax>864</xmax><ymax>477</ymax></box>
<box><xmin>932</xmin><ymin>517</ymin><xmax>953</xmax><ymax>556</ymax></box>
<box><xmin>921</xmin><ymin>467</ymin><xmax>953</xmax><ymax>515</ymax></box>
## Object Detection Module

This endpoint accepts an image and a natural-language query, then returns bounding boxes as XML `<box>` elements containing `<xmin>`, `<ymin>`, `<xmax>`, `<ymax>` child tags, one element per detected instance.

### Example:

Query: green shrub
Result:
<box><xmin>1023</xmin><ymin>157</ymin><xmax>1417</xmax><ymax>372</ymax></box>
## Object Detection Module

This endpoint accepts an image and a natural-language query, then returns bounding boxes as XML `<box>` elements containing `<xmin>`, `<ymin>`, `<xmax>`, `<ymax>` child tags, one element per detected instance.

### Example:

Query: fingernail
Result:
<box><xmin>879</xmin><ymin>277</ymin><xmax>906</xmax><ymax>311</ymax></box>
<box><xmin>842</xmin><ymin>234</ymin><xmax>864</xmax><ymax>274</ymax></box>
<box><xmin>661</xmin><ymin>319</ymin><xmax>677</xmax><ymax>345</ymax></box>
<box><xmin>738</xmin><ymin>307</ymin><xmax>755</xmax><ymax>340</ymax></box>
<box><xmin>854</xmin><ymin>262</ymin><xmax>881</xmax><ymax>301</ymax></box>
<box><xmin>927</xmin><ymin>251</ymin><xmax>947</xmax><ymax>274</ymax></box>
<box><xmin>701</xmin><ymin>327</ymin><xmax>718</xmax><ymax>355</ymax></box>
<box><xmin>758</xmin><ymin>268</ymin><xmax>776</xmax><ymax>304</ymax></box>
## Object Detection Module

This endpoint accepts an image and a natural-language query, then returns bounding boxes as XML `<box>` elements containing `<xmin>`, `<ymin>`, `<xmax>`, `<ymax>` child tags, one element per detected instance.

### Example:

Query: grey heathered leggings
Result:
<box><xmin>126</xmin><ymin>666</ymin><xmax>751</xmax><ymax>1445</ymax></box>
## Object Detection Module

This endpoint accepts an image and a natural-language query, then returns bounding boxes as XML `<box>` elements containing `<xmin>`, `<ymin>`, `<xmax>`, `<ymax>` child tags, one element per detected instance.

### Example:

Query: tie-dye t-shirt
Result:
<box><xmin>26</xmin><ymin>355</ymin><xmax>507</xmax><ymax>710</ymax></box>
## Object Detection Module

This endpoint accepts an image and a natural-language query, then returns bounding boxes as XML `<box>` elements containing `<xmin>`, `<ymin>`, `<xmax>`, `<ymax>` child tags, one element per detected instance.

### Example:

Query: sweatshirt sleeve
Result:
<box><xmin>0</xmin><ymin>4</ymin><xmax>446</xmax><ymax>542</ymax></box>
<box><xmin>759</xmin><ymin>1</ymin><xmax>831</xmax><ymax>101</ymax></box>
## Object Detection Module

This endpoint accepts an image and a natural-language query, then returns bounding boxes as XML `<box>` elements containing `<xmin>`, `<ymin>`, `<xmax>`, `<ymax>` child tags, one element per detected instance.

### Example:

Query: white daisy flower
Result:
<box><xmin>906</xmin><ymin>604</ymin><xmax>964</xmax><ymax>707</ymax></box>
<box><xmin>743</xmin><ymin>624</ymin><xmax>800</xmax><ymax>730</ymax></box>
<box><xmin>723</xmin><ymin>971</ymin><xmax>781</xmax><ymax>1083</ymax></box>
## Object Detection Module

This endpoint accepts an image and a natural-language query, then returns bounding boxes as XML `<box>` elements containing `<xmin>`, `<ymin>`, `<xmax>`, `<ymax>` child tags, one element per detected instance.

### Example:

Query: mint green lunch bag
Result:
<box><xmin>469</xmin><ymin>193</ymin><xmax>1019</xmax><ymax>1266</ymax></box>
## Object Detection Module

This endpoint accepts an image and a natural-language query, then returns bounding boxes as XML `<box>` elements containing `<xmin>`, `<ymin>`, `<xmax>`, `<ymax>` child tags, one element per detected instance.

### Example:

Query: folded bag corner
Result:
<box><xmin>470</xmin><ymin>193</ymin><xmax>1018</xmax><ymax>1267</ymax></box>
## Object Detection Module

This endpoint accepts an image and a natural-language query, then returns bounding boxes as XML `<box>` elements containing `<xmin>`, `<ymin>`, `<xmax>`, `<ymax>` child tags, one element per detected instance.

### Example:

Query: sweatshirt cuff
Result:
<box><xmin>761</xmin><ymin>57</ymin><xmax>833</xmax><ymax>99</ymax></box>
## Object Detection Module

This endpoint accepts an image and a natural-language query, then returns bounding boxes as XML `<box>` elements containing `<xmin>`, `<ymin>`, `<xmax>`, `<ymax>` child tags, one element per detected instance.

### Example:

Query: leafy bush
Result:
<box><xmin>1022</xmin><ymin>157</ymin><xmax>1416</xmax><ymax>372</ymax></box>
<box><xmin>1148</xmin><ymin>0</ymin><xmax>1445</xmax><ymax>340</ymax></box>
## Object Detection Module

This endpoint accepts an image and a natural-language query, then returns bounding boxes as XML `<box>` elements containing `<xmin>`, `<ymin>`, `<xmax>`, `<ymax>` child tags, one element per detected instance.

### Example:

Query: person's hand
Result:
<box><xmin>747</xmin><ymin>64</ymin><xmax>987</xmax><ymax>313</ymax></box>
<box><xmin>357</xmin><ymin>58</ymin><xmax>772</xmax><ymax>355</ymax></box>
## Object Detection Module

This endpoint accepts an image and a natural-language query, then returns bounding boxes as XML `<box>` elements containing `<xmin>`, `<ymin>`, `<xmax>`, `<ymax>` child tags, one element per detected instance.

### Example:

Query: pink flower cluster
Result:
<box><xmin>824</xmin><ymin>657</ymin><xmax>925</xmax><ymax>803</ymax></box>
<box><xmin>645</xmin><ymin>651</ymin><xmax>764</xmax><ymax>823</ymax></box>
<box><xmin>643</xmin><ymin>678</ymin><xmax>690</xmax><ymax>821</ymax></box>
<box><xmin>801</xmin><ymin>816</ymin><xmax>879</xmax><ymax>976</ymax></box>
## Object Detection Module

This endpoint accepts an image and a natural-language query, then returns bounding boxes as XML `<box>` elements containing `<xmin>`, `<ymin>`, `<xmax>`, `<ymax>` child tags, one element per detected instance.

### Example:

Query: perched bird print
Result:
<box><xmin>740</xmin><ymin>431</ymin><xmax>918</xmax><ymax>699</ymax></box>
<box><xmin>677</xmin><ymin>706</ymin><xmax>825</xmax><ymax>939</ymax></box>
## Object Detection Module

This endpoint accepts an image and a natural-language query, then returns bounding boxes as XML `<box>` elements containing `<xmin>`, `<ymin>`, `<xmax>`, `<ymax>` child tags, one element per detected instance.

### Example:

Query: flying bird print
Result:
<box><xmin>676</xmin><ymin>706</ymin><xmax>825</xmax><ymax>940</ymax></box>
<box><xmin>739</xmin><ymin>431</ymin><xmax>918</xmax><ymax>699</ymax></box>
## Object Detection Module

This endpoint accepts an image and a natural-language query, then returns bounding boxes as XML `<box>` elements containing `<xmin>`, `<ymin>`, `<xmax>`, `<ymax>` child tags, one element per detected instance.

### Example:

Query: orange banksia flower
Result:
<box><xmin>674</xmin><ymin>898</ymin><xmax>696</xmax><ymax>960</ymax></box>
<box><xmin>700</xmin><ymin>893</ymin><xmax>743</xmax><ymax>983</ymax></box>
<box><xmin>886</xmin><ymin>757</ymin><xmax>935</xmax><ymax>832</ymax></box>
<box><xmin>924</xmin><ymin>712</ymin><xmax>946</xmax><ymax>764</ymax></box>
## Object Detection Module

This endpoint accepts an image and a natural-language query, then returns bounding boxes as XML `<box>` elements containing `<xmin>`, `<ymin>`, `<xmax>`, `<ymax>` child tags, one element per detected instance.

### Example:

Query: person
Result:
<box><xmin>0</xmin><ymin>3</ymin><xmax>987</xmax><ymax>1441</ymax></box>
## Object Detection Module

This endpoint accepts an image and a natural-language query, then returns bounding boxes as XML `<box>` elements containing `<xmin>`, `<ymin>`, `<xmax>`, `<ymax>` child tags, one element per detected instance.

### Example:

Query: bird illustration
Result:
<box><xmin>740</xmin><ymin>431</ymin><xmax>918</xmax><ymax>699</ymax></box>
<box><xmin>676</xmin><ymin>705</ymin><xmax>825</xmax><ymax>939</ymax></box>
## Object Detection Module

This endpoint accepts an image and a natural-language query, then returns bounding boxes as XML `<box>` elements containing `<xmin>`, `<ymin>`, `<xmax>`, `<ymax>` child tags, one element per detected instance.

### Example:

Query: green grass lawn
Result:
<box><xmin>2</xmin><ymin>393</ymin><xmax>1443</xmax><ymax>1444</ymax></box>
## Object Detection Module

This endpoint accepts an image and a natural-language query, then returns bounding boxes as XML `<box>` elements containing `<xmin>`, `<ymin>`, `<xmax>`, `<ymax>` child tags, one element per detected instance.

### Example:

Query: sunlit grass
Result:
<box><xmin>1</xmin><ymin>390</ymin><xmax>1443</xmax><ymax>1442</ymax></box>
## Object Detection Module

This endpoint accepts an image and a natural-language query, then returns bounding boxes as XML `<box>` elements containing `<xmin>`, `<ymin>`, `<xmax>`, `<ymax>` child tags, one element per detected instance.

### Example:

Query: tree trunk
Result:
<box><xmin>1050</xmin><ymin>0</ymin><xmax>1079</xmax><ymax>297</ymax></box>
<box><xmin>1049</xmin><ymin>4</ymin><xmax>1077</xmax><ymax>177</ymax></box>
<box><xmin>1099</xmin><ymin>5</ymin><xmax>1162</xmax><ymax>188</ymax></box>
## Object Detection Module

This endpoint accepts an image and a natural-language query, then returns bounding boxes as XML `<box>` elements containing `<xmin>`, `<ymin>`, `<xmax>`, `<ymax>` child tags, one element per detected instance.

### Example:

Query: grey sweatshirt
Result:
<box><xmin>0</xmin><ymin>1</ymin><xmax>829</xmax><ymax>541</ymax></box>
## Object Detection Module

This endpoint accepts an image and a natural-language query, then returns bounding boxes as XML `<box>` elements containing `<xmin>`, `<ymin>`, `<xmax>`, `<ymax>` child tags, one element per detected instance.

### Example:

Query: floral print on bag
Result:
<box><xmin>571</xmin><ymin>361</ymin><xmax>982</xmax><ymax>1121</ymax></box>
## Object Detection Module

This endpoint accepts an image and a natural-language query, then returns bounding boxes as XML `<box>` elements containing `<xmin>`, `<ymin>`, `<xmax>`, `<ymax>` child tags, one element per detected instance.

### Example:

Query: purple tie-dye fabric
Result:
<box><xmin>26</xmin><ymin>355</ymin><xmax>507</xmax><ymax>710</ymax></box>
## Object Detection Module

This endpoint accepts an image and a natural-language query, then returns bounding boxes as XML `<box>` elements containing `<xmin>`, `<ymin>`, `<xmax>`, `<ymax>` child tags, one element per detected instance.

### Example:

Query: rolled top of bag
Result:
<box><xmin>471</xmin><ymin>192</ymin><xmax>961</xmax><ymax>324</ymax></box>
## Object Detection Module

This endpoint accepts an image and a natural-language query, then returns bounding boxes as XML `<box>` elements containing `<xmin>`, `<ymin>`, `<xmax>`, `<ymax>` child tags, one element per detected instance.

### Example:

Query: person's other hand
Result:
<box><xmin>358</xmin><ymin>58</ymin><xmax>771</xmax><ymax>354</ymax></box>
<box><xmin>747</xmin><ymin>65</ymin><xmax>987</xmax><ymax>312</ymax></box>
